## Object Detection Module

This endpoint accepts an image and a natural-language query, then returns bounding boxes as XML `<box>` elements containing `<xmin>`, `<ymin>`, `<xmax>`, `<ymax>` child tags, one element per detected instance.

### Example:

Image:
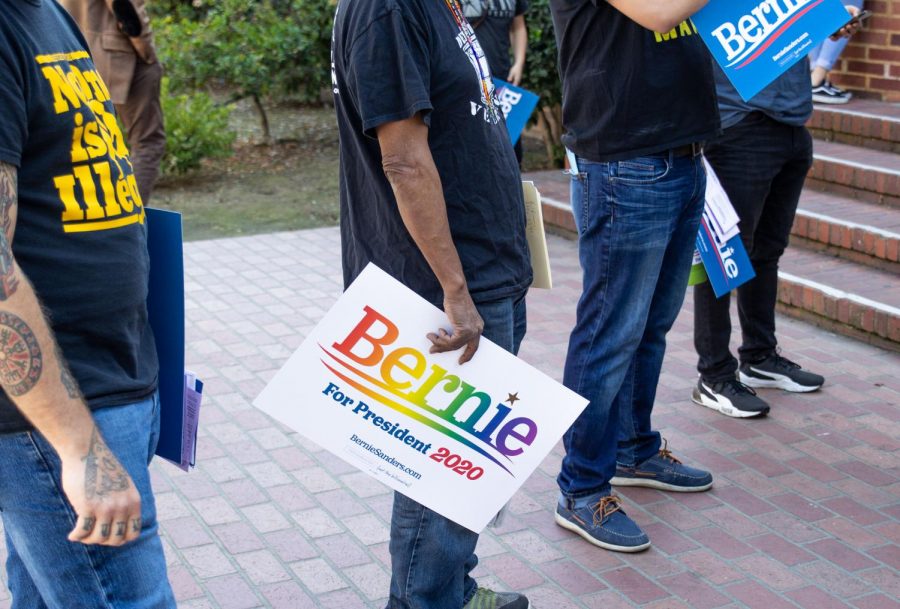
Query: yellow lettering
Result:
<box><xmin>655</xmin><ymin>29</ymin><xmax>677</xmax><ymax>42</ymax></box>
<box><xmin>81</xmin><ymin>69</ymin><xmax>110</xmax><ymax>103</ymax></box>
<box><xmin>679</xmin><ymin>21</ymin><xmax>693</xmax><ymax>36</ymax></box>
<box><xmin>73</xmin><ymin>165</ymin><xmax>105</xmax><ymax>220</ymax></box>
<box><xmin>82</xmin><ymin>121</ymin><xmax>108</xmax><ymax>159</ymax></box>
<box><xmin>53</xmin><ymin>175</ymin><xmax>85</xmax><ymax>222</ymax></box>
<box><xmin>41</xmin><ymin>66</ymin><xmax>83</xmax><ymax>113</ymax></box>
<box><xmin>126</xmin><ymin>174</ymin><xmax>144</xmax><ymax>210</ymax></box>
<box><xmin>116</xmin><ymin>178</ymin><xmax>134</xmax><ymax>213</ymax></box>
<box><xmin>70</xmin><ymin>113</ymin><xmax>88</xmax><ymax>163</ymax></box>
<box><xmin>92</xmin><ymin>162</ymin><xmax>122</xmax><ymax>217</ymax></box>
<box><xmin>65</xmin><ymin>66</ymin><xmax>95</xmax><ymax>105</ymax></box>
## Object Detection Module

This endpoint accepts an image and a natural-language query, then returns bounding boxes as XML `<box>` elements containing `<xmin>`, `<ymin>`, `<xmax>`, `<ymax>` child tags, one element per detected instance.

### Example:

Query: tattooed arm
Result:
<box><xmin>0</xmin><ymin>162</ymin><xmax>141</xmax><ymax>547</ymax></box>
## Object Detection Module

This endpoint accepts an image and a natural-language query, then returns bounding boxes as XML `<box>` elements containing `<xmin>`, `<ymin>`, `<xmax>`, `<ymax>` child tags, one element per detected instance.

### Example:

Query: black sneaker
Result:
<box><xmin>464</xmin><ymin>588</ymin><xmax>530</xmax><ymax>609</ymax></box>
<box><xmin>739</xmin><ymin>353</ymin><xmax>824</xmax><ymax>393</ymax></box>
<box><xmin>692</xmin><ymin>378</ymin><xmax>770</xmax><ymax>418</ymax></box>
<box><xmin>812</xmin><ymin>81</ymin><xmax>852</xmax><ymax>105</ymax></box>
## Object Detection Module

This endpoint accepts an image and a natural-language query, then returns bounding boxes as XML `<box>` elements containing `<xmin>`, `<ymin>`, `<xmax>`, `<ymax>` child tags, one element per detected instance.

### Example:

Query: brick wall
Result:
<box><xmin>828</xmin><ymin>0</ymin><xmax>900</xmax><ymax>101</ymax></box>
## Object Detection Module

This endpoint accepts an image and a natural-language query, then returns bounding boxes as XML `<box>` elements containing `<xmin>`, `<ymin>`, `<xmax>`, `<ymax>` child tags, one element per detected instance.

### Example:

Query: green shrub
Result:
<box><xmin>521</xmin><ymin>0</ymin><xmax>565</xmax><ymax>167</ymax></box>
<box><xmin>160</xmin><ymin>79</ymin><xmax>236</xmax><ymax>175</ymax></box>
<box><xmin>154</xmin><ymin>0</ymin><xmax>334</xmax><ymax>139</ymax></box>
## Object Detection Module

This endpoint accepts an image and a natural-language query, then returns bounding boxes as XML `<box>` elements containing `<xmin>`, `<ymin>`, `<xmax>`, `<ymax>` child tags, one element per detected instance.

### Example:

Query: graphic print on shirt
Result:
<box><xmin>654</xmin><ymin>20</ymin><xmax>699</xmax><ymax>43</ymax></box>
<box><xmin>444</xmin><ymin>0</ymin><xmax>501</xmax><ymax>124</ymax></box>
<box><xmin>38</xmin><ymin>51</ymin><xmax>145</xmax><ymax>233</ymax></box>
<box><xmin>462</xmin><ymin>0</ymin><xmax>516</xmax><ymax>19</ymax></box>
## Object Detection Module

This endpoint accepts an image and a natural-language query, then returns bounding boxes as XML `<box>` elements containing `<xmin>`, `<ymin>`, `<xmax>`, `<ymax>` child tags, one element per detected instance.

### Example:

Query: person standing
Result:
<box><xmin>331</xmin><ymin>0</ymin><xmax>532</xmax><ymax>607</ymax></box>
<box><xmin>809</xmin><ymin>0</ymin><xmax>864</xmax><ymax>104</ymax></box>
<box><xmin>692</xmin><ymin>7</ymin><xmax>861</xmax><ymax>418</ymax></box>
<box><xmin>61</xmin><ymin>0</ymin><xmax>166</xmax><ymax>201</ymax></box>
<box><xmin>549</xmin><ymin>0</ymin><xmax>719</xmax><ymax>553</ymax></box>
<box><xmin>464</xmin><ymin>0</ymin><xmax>529</xmax><ymax>163</ymax></box>
<box><xmin>0</xmin><ymin>0</ymin><xmax>175</xmax><ymax>607</ymax></box>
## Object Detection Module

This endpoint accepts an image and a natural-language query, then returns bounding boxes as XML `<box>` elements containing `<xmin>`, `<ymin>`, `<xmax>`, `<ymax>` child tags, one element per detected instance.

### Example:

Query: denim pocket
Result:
<box><xmin>612</xmin><ymin>157</ymin><xmax>670</xmax><ymax>184</ymax></box>
<box><xmin>570</xmin><ymin>171</ymin><xmax>590</xmax><ymax>235</ymax></box>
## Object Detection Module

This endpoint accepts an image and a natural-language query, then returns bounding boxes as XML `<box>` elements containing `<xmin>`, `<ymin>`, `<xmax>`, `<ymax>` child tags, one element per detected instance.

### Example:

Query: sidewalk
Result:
<box><xmin>1</xmin><ymin>227</ymin><xmax>897</xmax><ymax>609</ymax></box>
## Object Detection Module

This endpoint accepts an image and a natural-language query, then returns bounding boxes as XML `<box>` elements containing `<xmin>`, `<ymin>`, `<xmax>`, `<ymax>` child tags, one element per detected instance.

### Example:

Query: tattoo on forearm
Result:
<box><xmin>55</xmin><ymin>344</ymin><xmax>80</xmax><ymax>399</ymax></box>
<box><xmin>83</xmin><ymin>427</ymin><xmax>129</xmax><ymax>500</ymax></box>
<box><xmin>0</xmin><ymin>164</ymin><xmax>19</xmax><ymax>301</ymax></box>
<box><xmin>0</xmin><ymin>311</ymin><xmax>42</xmax><ymax>396</ymax></box>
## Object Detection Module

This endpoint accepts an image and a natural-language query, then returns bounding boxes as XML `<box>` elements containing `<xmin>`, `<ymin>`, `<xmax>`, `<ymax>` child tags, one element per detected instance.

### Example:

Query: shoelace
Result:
<box><xmin>657</xmin><ymin>438</ymin><xmax>683</xmax><ymax>465</ymax></box>
<box><xmin>770</xmin><ymin>352</ymin><xmax>801</xmax><ymax>371</ymax></box>
<box><xmin>724</xmin><ymin>378</ymin><xmax>758</xmax><ymax>396</ymax></box>
<box><xmin>591</xmin><ymin>495</ymin><xmax>622</xmax><ymax>525</ymax></box>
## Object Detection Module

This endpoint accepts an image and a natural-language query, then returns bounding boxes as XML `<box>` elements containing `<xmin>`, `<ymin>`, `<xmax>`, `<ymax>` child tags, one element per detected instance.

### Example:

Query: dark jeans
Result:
<box><xmin>694</xmin><ymin>112</ymin><xmax>813</xmax><ymax>382</ymax></box>
<box><xmin>557</xmin><ymin>150</ymin><xmax>706</xmax><ymax>500</ymax></box>
<box><xmin>387</xmin><ymin>293</ymin><xmax>526</xmax><ymax>609</ymax></box>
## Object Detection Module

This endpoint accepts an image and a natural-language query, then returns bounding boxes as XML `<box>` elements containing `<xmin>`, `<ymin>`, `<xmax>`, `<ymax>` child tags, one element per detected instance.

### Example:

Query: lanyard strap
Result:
<box><xmin>442</xmin><ymin>0</ymin><xmax>496</xmax><ymax>114</ymax></box>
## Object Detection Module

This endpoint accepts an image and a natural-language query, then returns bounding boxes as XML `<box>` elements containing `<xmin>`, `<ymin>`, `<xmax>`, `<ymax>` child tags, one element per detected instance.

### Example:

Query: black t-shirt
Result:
<box><xmin>0</xmin><ymin>0</ymin><xmax>158</xmax><ymax>433</ymax></box>
<box><xmin>466</xmin><ymin>0</ymin><xmax>528</xmax><ymax>80</ymax></box>
<box><xmin>549</xmin><ymin>0</ymin><xmax>720</xmax><ymax>162</ymax></box>
<box><xmin>332</xmin><ymin>0</ymin><xmax>532</xmax><ymax>306</ymax></box>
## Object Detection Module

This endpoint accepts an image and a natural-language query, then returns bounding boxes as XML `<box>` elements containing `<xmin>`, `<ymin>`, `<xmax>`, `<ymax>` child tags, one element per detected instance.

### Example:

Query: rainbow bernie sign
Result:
<box><xmin>692</xmin><ymin>0</ymin><xmax>850</xmax><ymax>101</ymax></box>
<box><xmin>254</xmin><ymin>264</ymin><xmax>588</xmax><ymax>532</ymax></box>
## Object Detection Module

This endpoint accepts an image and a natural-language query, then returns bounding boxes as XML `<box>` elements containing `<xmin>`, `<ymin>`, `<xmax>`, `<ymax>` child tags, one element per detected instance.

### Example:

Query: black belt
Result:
<box><xmin>671</xmin><ymin>142</ymin><xmax>704</xmax><ymax>157</ymax></box>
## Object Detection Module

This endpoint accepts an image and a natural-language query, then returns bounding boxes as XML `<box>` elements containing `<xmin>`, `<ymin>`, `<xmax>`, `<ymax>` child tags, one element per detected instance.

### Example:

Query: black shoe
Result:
<box><xmin>812</xmin><ymin>81</ymin><xmax>852</xmax><ymax>104</ymax></box>
<box><xmin>692</xmin><ymin>378</ymin><xmax>770</xmax><ymax>418</ymax></box>
<box><xmin>739</xmin><ymin>353</ymin><xmax>824</xmax><ymax>393</ymax></box>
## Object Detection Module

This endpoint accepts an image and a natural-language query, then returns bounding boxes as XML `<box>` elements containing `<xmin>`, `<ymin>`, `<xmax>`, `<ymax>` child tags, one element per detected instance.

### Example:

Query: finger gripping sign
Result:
<box><xmin>692</xmin><ymin>0</ymin><xmax>851</xmax><ymax>101</ymax></box>
<box><xmin>254</xmin><ymin>264</ymin><xmax>588</xmax><ymax>532</ymax></box>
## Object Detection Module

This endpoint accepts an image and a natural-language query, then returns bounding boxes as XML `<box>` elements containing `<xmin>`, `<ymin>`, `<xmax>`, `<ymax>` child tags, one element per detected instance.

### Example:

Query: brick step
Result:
<box><xmin>807</xmin><ymin>140</ymin><xmax>900</xmax><ymax>208</ymax></box>
<box><xmin>792</xmin><ymin>190</ymin><xmax>900</xmax><ymax>272</ymax></box>
<box><xmin>808</xmin><ymin>100</ymin><xmax>900</xmax><ymax>153</ymax></box>
<box><xmin>777</xmin><ymin>249</ymin><xmax>900</xmax><ymax>349</ymax></box>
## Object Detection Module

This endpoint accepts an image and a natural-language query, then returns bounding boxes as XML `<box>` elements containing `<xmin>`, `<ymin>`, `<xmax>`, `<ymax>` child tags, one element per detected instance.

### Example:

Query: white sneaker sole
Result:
<box><xmin>609</xmin><ymin>475</ymin><xmax>714</xmax><ymax>492</ymax></box>
<box><xmin>739</xmin><ymin>369</ymin><xmax>822</xmax><ymax>393</ymax></box>
<box><xmin>691</xmin><ymin>388</ymin><xmax>767</xmax><ymax>419</ymax></box>
<box><xmin>554</xmin><ymin>512</ymin><xmax>651</xmax><ymax>553</ymax></box>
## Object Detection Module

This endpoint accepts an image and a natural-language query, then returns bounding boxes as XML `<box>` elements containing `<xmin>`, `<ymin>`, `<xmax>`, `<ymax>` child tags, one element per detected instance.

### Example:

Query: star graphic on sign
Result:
<box><xmin>506</xmin><ymin>392</ymin><xmax>520</xmax><ymax>405</ymax></box>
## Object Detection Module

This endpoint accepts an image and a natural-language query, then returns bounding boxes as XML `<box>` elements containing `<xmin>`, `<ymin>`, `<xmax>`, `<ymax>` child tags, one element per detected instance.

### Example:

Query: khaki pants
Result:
<box><xmin>117</xmin><ymin>60</ymin><xmax>165</xmax><ymax>202</ymax></box>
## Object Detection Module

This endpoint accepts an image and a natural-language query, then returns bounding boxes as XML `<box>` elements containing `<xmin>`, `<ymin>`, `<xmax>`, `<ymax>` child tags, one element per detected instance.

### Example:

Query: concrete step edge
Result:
<box><xmin>795</xmin><ymin>208</ymin><xmax>900</xmax><ymax>242</ymax></box>
<box><xmin>813</xmin><ymin>153</ymin><xmax>900</xmax><ymax>179</ymax></box>
<box><xmin>778</xmin><ymin>271</ymin><xmax>900</xmax><ymax>319</ymax></box>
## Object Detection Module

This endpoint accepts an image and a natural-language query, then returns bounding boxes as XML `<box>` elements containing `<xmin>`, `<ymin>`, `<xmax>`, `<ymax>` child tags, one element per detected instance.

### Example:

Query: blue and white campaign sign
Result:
<box><xmin>493</xmin><ymin>79</ymin><xmax>539</xmax><ymax>146</ymax></box>
<box><xmin>692</xmin><ymin>0</ymin><xmax>850</xmax><ymax>101</ymax></box>
<box><xmin>696</xmin><ymin>215</ymin><xmax>756</xmax><ymax>298</ymax></box>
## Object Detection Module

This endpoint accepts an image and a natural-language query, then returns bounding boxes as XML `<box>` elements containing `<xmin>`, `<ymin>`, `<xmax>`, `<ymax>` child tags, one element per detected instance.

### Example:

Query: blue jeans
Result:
<box><xmin>808</xmin><ymin>0</ymin><xmax>863</xmax><ymax>71</ymax></box>
<box><xmin>0</xmin><ymin>393</ymin><xmax>176</xmax><ymax>609</ymax></box>
<box><xmin>557</xmin><ymin>151</ymin><xmax>706</xmax><ymax>500</ymax></box>
<box><xmin>387</xmin><ymin>293</ymin><xmax>527</xmax><ymax>609</ymax></box>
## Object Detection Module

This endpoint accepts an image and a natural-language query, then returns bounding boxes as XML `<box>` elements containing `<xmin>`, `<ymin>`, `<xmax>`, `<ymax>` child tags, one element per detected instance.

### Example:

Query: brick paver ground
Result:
<box><xmin>1</xmin><ymin>227</ymin><xmax>898</xmax><ymax>609</ymax></box>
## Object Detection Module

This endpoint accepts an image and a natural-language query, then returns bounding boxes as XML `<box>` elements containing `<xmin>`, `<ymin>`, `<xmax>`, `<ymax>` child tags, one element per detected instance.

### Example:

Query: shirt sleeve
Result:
<box><xmin>516</xmin><ymin>0</ymin><xmax>528</xmax><ymax>16</ymax></box>
<box><xmin>344</xmin><ymin>8</ymin><xmax>434</xmax><ymax>138</ymax></box>
<box><xmin>0</xmin><ymin>48</ymin><xmax>27</xmax><ymax>168</ymax></box>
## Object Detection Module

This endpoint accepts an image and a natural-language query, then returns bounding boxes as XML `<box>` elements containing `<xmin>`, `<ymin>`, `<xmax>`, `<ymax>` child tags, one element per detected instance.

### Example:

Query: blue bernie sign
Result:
<box><xmin>692</xmin><ymin>0</ymin><xmax>850</xmax><ymax>101</ymax></box>
<box><xmin>695</xmin><ymin>216</ymin><xmax>756</xmax><ymax>298</ymax></box>
<box><xmin>493</xmin><ymin>79</ymin><xmax>539</xmax><ymax>146</ymax></box>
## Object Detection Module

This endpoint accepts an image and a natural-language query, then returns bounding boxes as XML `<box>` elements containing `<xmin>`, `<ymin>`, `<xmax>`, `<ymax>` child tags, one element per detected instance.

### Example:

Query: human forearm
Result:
<box><xmin>0</xmin><ymin>162</ymin><xmax>139</xmax><ymax>545</ymax></box>
<box><xmin>376</xmin><ymin>115</ymin><xmax>483</xmax><ymax>363</ymax></box>
<box><xmin>607</xmin><ymin>0</ymin><xmax>710</xmax><ymax>32</ymax></box>
<box><xmin>380</xmin><ymin>133</ymin><xmax>467</xmax><ymax>297</ymax></box>
<box><xmin>508</xmin><ymin>16</ymin><xmax>527</xmax><ymax>86</ymax></box>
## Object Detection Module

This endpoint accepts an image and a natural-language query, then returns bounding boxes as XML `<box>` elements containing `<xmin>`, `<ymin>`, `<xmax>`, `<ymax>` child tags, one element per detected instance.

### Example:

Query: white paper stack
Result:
<box><xmin>702</xmin><ymin>158</ymin><xmax>740</xmax><ymax>243</ymax></box>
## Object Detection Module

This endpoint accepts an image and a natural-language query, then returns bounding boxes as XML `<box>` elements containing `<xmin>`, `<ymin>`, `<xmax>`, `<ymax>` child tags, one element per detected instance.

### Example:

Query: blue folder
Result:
<box><xmin>145</xmin><ymin>208</ymin><xmax>186</xmax><ymax>464</ymax></box>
